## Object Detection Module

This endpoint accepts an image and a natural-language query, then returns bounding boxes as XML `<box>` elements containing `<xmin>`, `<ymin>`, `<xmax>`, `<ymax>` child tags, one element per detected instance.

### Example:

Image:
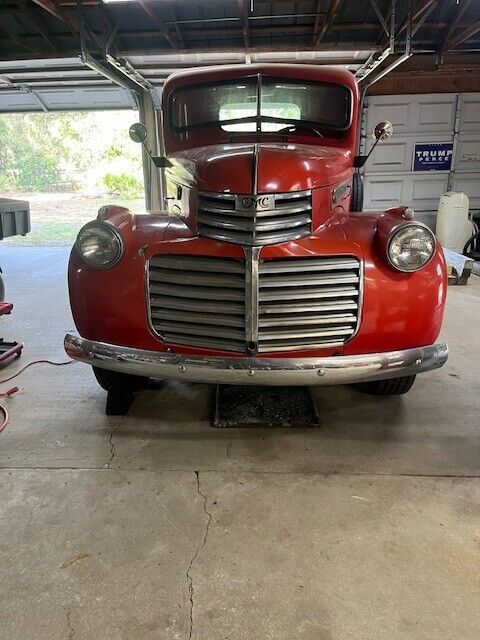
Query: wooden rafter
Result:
<box><xmin>312</xmin><ymin>0</ymin><xmax>324</xmax><ymax>44</ymax></box>
<box><xmin>314</xmin><ymin>0</ymin><xmax>343</xmax><ymax>47</ymax></box>
<box><xmin>396</xmin><ymin>0</ymin><xmax>437</xmax><ymax>37</ymax></box>
<box><xmin>170</xmin><ymin>6</ymin><xmax>185</xmax><ymax>49</ymax></box>
<box><xmin>441</xmin><ymin>0</ymin><xmax>473</xmax><ymax>51</ymax></box>
<box><xmin>17</xmin><ymin>0</ymin><xmax>59</xmax><ymax>53</ymax></box>
<box><xmin>31</xmin><ymin>0</ymin><xmax>63</xmax><ymax>22</ymax></box>
<box><xmin>445</xmin><ymin>19</ymin><xmax>480</xmax><ymax>51</ymax></box>
<box><xmin>137</xmin><ymin>0</ymin><xmax>178</xmax><ymax>49</ymax></box>
<box><xmin>237</xmin><ymin>0</ymin><xmax>251</xmax><ymax>49</ymax></box>
<box><xmin>0</xmin><ymin>23</ymin><xmax>40</xmax><ymax>54</ymax></box>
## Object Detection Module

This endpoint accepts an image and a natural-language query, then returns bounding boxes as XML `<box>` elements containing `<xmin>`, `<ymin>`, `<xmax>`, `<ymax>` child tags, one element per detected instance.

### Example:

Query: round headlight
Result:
<box><xmin>75</xmin><ymin>221</ymin><xmax>124</xmax><ymax>269</ymax></box>
<box><xmin>387</xmin><ymin>223</ymin><xmax>436</xmax><ymax>272</ymax></box>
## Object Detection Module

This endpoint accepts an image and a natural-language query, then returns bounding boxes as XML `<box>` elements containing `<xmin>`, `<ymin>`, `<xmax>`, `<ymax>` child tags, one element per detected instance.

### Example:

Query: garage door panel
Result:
<box><xmin>366</xmin><ymin>94</ymin><xmax>456</xmax><ymax>134</ymax></box>
<box><xmin>364</xmin><ymin>134</ymin><xmax>454</xmax><ymax>173</ymax></box>
<box><xmin>456</xmin><ymin>135</ymin><xmax>480</xmax><ymax>172</ymax></box>
<box><xmin>39</xmin><ymin>88</ymin><xmax>133</xmax><ymax>110</ymax></box>
<box><xmin>364</xmin><ymin>177</ymin><xmax>404</xmax><ymax>208</ymax></box>
<box><xmin>417</xmin><ymin>99</ymin><xmax>455</xmax><ymax>128</ymax></box>
<box><xmin>453</xmin><ymin>174</ymin><xmax>480</xmax><ymax>209</ymax></box>
<box><xmin>364</xmin><ymin>141</ymin><xmax>408</xmax><ymax>171</ymax></box>
<box><xmin>366</xmin><ymin>100</ymin><xmax>410</xmax><ymax>133</ymax></box>
<box><xmin>411</xmin><ymin>175</ymin><xmax>448</xmax><ymax>203</ymax></box>
<box><xmin>0</xmin><ymin>90</ymin><xmax>39</xmax><ymax>111</ymax></box>
<box><xmin>460</xmin><ymin>94</ymin><xmax>480</xmax><ymax>131</ymax></box>
<box><xmin>0</xmin><ymin>87</ymin><xmax>134</xmax><ymax>111</ymax></box>
<box><xmin>364</xmin><ymin>92</ymin><xmax>479</xmax><ymax>216</ymax></box>
<box><xmin>364</xmin><ymin>174</ymin><xmax>448</xmax><ymax>212</ymax></box>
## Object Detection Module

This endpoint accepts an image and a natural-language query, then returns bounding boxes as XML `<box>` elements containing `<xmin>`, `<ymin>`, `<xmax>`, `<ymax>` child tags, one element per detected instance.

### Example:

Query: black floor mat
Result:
<box><xmin>213</xmin><ymin>385</ymin><xmax>319</xmax><ymax>428</ymax></box>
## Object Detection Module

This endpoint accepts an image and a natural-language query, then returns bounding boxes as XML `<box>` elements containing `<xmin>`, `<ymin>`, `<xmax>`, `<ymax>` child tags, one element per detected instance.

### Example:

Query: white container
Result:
<box><xmin>436</xmin><ymin>192</ymin><xmax>474</xmax><ymax>252</ymax></box>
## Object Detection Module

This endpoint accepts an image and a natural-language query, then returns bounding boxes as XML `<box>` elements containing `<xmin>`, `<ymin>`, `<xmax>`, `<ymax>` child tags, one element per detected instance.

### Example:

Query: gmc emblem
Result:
<box><xmin>236</xmin><ymin>195</ymin><xmax>274</xmax><ymax>211</ymax></box>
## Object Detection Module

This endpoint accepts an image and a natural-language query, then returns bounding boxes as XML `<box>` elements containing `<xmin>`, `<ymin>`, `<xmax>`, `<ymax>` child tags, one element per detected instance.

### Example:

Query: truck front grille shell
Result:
<box><xmin>197</xmin><ymin>190</ymin><xmax>312</xmax><ymax>246</ymax></box>
<box><xmin>148</xmin><ymin>253</ymin><xmax>362</xmax><ymax>354</ymax></box>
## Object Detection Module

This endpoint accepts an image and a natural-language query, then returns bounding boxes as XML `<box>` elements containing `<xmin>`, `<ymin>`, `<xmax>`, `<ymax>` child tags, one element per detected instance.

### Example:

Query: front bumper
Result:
<box><xmin>65</xmin><ymin>334</ymin><xmax>448</xmax><ymax>386</ymax></box>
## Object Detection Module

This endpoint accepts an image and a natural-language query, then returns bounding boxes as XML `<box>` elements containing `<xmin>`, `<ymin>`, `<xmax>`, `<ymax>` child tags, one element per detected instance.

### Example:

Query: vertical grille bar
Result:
<box><xmin>244</xmin><ymin>246</ymin><xmax>261</xmax><ymax>352</ymax></box>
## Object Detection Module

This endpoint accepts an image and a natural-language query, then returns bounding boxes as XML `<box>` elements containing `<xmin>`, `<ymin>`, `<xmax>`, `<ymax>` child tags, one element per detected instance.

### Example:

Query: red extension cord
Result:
<box><xmin>0</xmin><ymin>359</ymin><xmax>74</xmax><ymax>433</ymax></box>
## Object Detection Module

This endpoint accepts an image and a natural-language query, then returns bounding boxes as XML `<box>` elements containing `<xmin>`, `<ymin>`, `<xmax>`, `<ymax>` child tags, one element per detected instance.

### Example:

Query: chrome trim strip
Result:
<box><xmin>244</xmin><ymin>246</ymin><xmax>261</xmax><ymax>349</ymax></box>
<box><xmin>253</xmin><ymin>142</ymin><xmax>259</xmax><ymax>195</ymax></box>
<box><xmin>65</xmin><ymin>334</ymin><xmax>448</xmax><ymax>387</ymax></box>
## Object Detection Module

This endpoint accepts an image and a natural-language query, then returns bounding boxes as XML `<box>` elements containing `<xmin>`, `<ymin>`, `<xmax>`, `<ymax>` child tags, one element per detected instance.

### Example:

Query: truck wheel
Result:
<box><xmin>92</xmin><ymin>366</ymin><xmax>150</xmax><ymax>392</ymax></box>
<box><xmin>92</xmin><ymin>367</ymin><xmax>152</xmax><ymax>416</ymax></box>
<box><xmin>354</xmin><ymin>375</ymin><xmax>416</xmax><ymax>396</ymax></box>
<box><xmin>351</xmin><ymin>172</ymin><xmax>363</xmax><ymax>212</ymax></box>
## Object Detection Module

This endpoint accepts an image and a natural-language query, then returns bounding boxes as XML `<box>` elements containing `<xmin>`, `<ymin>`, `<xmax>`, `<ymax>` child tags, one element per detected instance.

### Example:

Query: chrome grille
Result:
<box><xmin>257</xmin><ymin>257</ymin><xmax>361</xmax><ymax>353</ymax></box>
<box><xmin>148</xmin><ymin>254</ymin><xmax>362</xmax><ymax>354</ymax></box>
<box><xmin>198</xmin><ymin>190</ymin><xmax>312</xmax><ymax>246</ymax></box>
<box><xmin>148</xmin><ymin>255</ymin><xmax>246</xmax><ymax>352</ymax></box>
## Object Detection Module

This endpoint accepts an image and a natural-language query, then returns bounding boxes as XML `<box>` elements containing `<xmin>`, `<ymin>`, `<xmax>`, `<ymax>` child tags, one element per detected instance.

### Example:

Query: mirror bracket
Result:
<box><xmin>152</xmin><ymin>156</ymin><xmax>172</xmax><ymax>168</ymax></box>
<box><xmin>353</xmin><ymin>155</ymin><xmax>367</xmax><ymax>168</ymax></box>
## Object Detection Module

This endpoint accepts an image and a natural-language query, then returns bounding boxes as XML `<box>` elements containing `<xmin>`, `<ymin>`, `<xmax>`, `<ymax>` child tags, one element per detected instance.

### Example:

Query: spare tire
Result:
<box><xmin>351</xmin><ymin>172</ymin><xmax>364</xmax><ymax>212</ymax></box>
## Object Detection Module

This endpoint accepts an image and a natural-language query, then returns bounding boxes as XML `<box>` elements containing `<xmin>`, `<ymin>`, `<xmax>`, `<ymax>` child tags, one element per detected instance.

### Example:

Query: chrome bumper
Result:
<box><xmin>65</xmin><ymin>334</ymin><xmax>448</xmax><ymax>386</ymax></box>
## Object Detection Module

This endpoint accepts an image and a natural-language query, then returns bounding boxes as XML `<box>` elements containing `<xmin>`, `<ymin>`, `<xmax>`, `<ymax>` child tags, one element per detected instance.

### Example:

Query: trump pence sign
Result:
<box><xmin>413</xmin><ymin>142</ymin><xmax>454</xmax><ymax>172</ymax></box>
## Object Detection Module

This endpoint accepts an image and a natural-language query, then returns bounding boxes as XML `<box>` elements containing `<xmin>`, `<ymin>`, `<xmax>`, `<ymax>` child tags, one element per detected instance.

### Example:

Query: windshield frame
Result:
<box><xmin>168</xmin><ymin>74</ymin><xmax>353</xmax><ymax>135</ymax></box>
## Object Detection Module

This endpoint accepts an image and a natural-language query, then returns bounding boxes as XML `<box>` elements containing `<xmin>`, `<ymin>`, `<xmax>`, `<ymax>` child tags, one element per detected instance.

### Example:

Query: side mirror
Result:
<box><xmin>129</xmin><ymin>122</ymin><xmax>147</xmax><ymax>144</ymax></box>
<box><xmin>354</xmin><ymin>120</ymin><xmax>394</xmax><ymax>168</ymax></box>
<box><xmin>373</xmin><ymin>120</ymin><xmax>393</xmax><ymax>141</ymax></box>
<box><xmin>128</xmin><ymin>122</ymin><xmax>172</xmax><ymax>168</ymax></box>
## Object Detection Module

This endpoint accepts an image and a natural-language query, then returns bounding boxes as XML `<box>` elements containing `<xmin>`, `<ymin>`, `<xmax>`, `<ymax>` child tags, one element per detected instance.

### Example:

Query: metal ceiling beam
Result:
<box><xmin>0</xmin><ymin>65</ymin><xmax>85</xmax><ymax>74</ymax></box>
<box><xmin>363</xmin><ymin>51</ymin><xmax>412</xmax><ymax>88</ymax></box>
<box><xmin>314</xmin><ymin>0</ymin><xmax>343</xmax><ymax>47</ymax></box>
<box><xmin>82</xmin><ymin>51</ymin><xmax>145</xmax><ymax>94</ymax></box>
<box><xmin>355</xmin><ymin>45</ymin><xmax>392</xmax><ymax>81</ymax></box>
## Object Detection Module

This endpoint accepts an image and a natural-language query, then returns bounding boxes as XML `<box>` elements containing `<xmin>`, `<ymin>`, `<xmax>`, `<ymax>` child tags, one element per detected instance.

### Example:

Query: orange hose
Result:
<box><xmin>0</xmin><ymin>359</ymin><xmax>75</xmax><ymax>434</ymax></box>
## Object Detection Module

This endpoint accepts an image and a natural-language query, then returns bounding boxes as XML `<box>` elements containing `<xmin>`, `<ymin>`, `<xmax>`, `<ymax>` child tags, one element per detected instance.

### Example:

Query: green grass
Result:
<box><xmin>4</xmin><ymin>220</ymin><xmax>80</xmax><ymax>247</ymax></box>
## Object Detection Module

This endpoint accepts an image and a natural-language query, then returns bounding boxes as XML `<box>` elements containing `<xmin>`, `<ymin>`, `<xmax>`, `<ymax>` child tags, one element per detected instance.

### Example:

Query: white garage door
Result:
<box><xmin>362</xmin><ymin>93</ymin><xmax>480</xmax><ymax>227</ymax></box>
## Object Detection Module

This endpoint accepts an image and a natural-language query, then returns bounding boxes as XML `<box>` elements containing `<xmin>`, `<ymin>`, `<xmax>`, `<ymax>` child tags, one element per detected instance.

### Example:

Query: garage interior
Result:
<box><xmin>1</xmin><ymin>1</ymin><xmax>480</xmax><ymax>639</ymax></box>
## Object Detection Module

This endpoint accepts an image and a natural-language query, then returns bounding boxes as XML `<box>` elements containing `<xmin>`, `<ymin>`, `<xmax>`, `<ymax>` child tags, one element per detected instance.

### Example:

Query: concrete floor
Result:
<box><xmin>1</xmin><ymin>246</ymin><xmax>479</xmax><ymax>640</ymax></box>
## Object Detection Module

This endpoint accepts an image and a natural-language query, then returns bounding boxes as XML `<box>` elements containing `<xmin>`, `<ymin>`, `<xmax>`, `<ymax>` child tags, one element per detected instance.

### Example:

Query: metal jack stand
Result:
<box><xmin>0</xmin><ymin>302</ymin><xmax>24</xmax><ymax>367</ymax></box>
<box><xmin>0</xmin><ymin>198</ymin><xmax>31</xmax><ymax>368</ymax></box>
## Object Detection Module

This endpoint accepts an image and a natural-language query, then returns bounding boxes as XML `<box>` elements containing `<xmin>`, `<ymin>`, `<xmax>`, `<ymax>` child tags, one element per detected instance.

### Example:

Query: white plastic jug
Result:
<box><xmin>436</xmin><ymin>192</ymin><xmax>474</xmax><ymax>252</ymax></box>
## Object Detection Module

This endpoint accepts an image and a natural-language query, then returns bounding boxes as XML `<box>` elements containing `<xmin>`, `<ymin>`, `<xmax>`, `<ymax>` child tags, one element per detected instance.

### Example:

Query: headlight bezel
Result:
<box><xmin>386</xmin><ymin>222</ymin><xmax>436</xmax><ymax>273</ymax></box>
<box><xmin>75</xmin><ymin>220</ymin><xmax>125</xmax><ymax>270</ymax></box>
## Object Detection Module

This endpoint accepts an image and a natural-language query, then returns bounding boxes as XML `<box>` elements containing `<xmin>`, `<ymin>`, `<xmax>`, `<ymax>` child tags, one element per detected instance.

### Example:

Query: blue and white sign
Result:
<box><xmin>413</xmin><ymin>142</ymin><xmax>453</xmax><ymax>172</ymax></box>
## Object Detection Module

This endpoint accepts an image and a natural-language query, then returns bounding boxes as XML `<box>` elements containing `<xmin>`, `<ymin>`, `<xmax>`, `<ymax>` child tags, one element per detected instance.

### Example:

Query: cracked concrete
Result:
<box><xmin>0</xmin><ymin>247</ymin><xmax>479</xmax><ymax>639</ymax></box>
<box><xmin>66</xmin><ymin>607</ymin><xmax>75</xmax><ymax>640</ymax></box>
<box><xmin>186</xmin><ymin>472</ymin><xmax>213</xmax><ymax>640</ymax></box>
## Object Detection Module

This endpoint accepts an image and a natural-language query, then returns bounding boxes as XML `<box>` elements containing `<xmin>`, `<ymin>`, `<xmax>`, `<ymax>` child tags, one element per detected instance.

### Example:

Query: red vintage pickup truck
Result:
<box><xmin>65</xmin><ymin>64</ymin><xmax>448</xmax><ymax>409</ymax></box>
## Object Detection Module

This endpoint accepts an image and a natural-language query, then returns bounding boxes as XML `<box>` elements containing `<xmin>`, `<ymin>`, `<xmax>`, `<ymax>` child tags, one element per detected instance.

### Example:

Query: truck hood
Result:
<box><xmin>168</xmin><ymin>143</ymin><xmax>352</xmax><ymax>193</ymax></box>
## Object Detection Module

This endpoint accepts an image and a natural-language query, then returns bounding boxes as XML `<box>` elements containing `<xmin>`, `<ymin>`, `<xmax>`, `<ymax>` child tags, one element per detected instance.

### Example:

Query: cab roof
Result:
<box><xmin>162</xmin><ymin>63</ymin><xmax>358</xmax><ymax>101</ymax></box>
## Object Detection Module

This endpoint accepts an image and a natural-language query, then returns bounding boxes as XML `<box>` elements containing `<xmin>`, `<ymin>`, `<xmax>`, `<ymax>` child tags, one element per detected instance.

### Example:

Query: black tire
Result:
<box><xmin>351</xmin><ymin>172</ymin><xmax>363</xmax><ymax>212</ymax></box>
<box><xmin>354</xmin><ymin>375</ymin><xmax>416</xmax><ymax>396</ymax></box>
<box><xmin>92</xmin><ymin>366</ymin><xmax>150</xmax><ymax>393</ymax></box>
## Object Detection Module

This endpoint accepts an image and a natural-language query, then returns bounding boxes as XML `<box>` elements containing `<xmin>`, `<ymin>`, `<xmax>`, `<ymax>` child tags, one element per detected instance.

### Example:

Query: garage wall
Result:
<box><xmin>362</xmin><ymin>92</ymin><xmax>480</xmax><ymax>227</ymax></box>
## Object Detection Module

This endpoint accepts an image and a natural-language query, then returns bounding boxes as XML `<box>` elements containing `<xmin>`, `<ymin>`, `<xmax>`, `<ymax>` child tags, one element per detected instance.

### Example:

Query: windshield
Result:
<box><xmin>169</xmin><ymin>76</ymin><xmax>352</xmax><ymax>134</ymax></box>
